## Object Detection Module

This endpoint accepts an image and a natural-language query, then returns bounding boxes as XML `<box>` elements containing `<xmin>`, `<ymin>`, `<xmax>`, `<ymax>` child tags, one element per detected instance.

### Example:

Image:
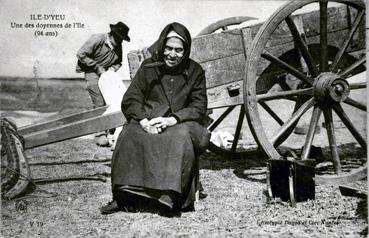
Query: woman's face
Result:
<box><xmin>163</xmin><ymin>37</ymin><xmax>184</xmax><ymax>67</ymax></box>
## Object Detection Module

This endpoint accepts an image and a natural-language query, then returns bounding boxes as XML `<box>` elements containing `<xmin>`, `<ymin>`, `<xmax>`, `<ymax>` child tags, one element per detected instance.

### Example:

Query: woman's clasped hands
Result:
<box><xmin>139</xmin><ymin>117</ymin><xmax>178</xmax><ymax>134</ymax></box>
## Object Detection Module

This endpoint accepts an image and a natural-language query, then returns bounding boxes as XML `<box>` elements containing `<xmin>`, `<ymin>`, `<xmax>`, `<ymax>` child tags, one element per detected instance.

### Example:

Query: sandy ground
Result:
<box><xmin>1</xmin><ymin>109</ymin><xmax>367</xmax><ymax>237</ymax></box>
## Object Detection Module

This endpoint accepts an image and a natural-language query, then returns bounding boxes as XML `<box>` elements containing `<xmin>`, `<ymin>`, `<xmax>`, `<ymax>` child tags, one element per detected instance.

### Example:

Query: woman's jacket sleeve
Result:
<box><xmin>121</xmin><ymin>66</ymin><xmax>148</xmax><ymax>122</ymax></box>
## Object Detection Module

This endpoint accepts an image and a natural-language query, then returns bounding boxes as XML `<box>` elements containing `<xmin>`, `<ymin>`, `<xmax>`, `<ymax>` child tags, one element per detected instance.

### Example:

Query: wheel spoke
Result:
<box><xmin>349</xmin><ymin>82</ymin><xmax>366</xmax><ymax>90</ymax></box>
<box><xmin>257</xmin><ymin>87</ymin><xmax>313</xmax><ymax>102</ymax></box>
<box><xmin>332</xmin><ymin>104</ymin><xmax>367</xmax><ymax>149</ymax></box>
<box><xmin>323</xmin><ymin>108</ymin><xmax>341</xmax><ymax>175</ymax></box>
<box><xmin>277</xmin><ymin>76</ymin><xmax>294</xmax><ymax>91</ymax></box>
<box><xmin>231</xmin><ymin>106</ymin><xmax>245</xmax><ymax>152</ymax></box>
<box><xmin>339</xmin><ymin>56</ymin><xmax>366</xmax><ymax>78</ymax></box>
<box><xmin>208</xmin><ymin>105</ymin><xmax>236</xmax><ymax>131</ymax></box>
<box><xmin>272</xmin><ymin>98</ymin><xmax>315</xmax><ymax>146</ymax></box>
<box><xmin>285</xmin><ymin>16</ymin><xmax>319</xmax><ymax>77</ymax></box>
<box><xmin>343</xmin><ymin>97</ymin><xmax>366</xmax><ymax>111</ymax></box>
<box><xmin>259</xmin><ymin>101</ymin><xmax>284</xmax><ymax>126</ymax></box>
<box><xmin>319</xmin><ymin>0</ymin><xmax>328</xmax><ymax>72</ymax></box>
<box><xmin>262</xmin><ymin>50</ymin><xmax>313</xmax><ymax>85</ymax></box>
<box><xmin>330</xmin><ymin>10</ymin><xmax>365</xmax><ymax>72</ymax></box>
<box><xmin>301</xmin><ymin>106</ymin><xmax>322</xmax><ymax>159</ymax></box>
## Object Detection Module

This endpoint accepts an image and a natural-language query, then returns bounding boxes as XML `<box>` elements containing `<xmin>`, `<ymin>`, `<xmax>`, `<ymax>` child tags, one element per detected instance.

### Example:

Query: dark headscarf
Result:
<box><xmin>147</xmin><ymin>22</ymin><xmax>192</xmax><ymax>73</ymax></box>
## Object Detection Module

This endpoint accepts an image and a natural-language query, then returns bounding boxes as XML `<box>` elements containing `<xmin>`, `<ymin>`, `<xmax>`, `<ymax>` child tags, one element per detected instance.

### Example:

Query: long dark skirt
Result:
<box><xmin>111</xmin><ymin>121</ymin><xmax>209</xmax><ymax>210</ymax></box>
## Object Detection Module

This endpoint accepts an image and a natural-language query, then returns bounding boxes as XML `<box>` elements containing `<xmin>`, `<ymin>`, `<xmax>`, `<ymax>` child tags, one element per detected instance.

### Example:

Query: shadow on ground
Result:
<box><xmin>200</xmin><ymin>142</ymin><xmax>366</xmax><ymax>184</ymax></box>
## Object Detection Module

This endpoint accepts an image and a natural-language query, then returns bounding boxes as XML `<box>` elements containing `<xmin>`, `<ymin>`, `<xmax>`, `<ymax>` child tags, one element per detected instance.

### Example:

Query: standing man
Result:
<box><xmin>76</xmin><ymin>21</ymin><xmax>130</xmax><ymax>146</ymax></box>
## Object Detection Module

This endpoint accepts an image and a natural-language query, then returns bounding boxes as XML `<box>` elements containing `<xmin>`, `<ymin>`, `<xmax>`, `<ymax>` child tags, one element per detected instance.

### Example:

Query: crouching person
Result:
<box><xmin>101</xmin><ymin>22</ymin><xmax>210</xmax><ymax>215</ymax></box>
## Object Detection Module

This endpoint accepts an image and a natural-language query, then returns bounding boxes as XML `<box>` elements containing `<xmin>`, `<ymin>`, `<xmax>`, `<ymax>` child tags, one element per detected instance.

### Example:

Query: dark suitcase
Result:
<box><xmin>266</xmin><ymin>158</ymin><xmax>316</xmax><ymax>206</ymax></box>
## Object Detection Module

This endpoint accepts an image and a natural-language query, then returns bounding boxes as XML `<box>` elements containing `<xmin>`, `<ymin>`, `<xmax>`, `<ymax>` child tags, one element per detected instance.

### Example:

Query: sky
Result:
<box><xmin>0</xmin><ymin>0</ymin><xmax>288</xmax><ymax>79</ymax></box>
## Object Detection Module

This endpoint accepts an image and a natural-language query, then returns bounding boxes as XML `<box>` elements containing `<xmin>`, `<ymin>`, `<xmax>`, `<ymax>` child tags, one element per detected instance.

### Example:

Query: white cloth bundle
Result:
<box><xmin>210</xmin><ymin>130</ymin><xmax>234</xmax><ymax>149</ymax></box>
<box><xmin>99</xmin><ymin>71</ymin><xmax>127</xmax><ymax>113</ymax></box>
<box><xmin>98</xmin><ymin>71</ymin><xmax>127</xmax><ymax>147</ymax></box>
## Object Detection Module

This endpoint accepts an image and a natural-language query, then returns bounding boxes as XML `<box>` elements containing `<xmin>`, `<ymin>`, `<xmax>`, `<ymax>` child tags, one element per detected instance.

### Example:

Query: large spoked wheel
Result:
<box><xmin>197</xmin><ymin>16</ymin><xmax>256</xmax><ymax>36</ymax></box>
<box><xmin>1</xmin><ymin>118</ymin><xmax>31</xmax><ymax>199</ymax></box>
<box><xmin>197</xmin><ymin>16</ymin><xmax>258</xmax><ymax>157</ymax></box>
<box><xmin>244</xmin><ymin>0</ymin><xmax>366</xmax><ymax>184</ymax></box>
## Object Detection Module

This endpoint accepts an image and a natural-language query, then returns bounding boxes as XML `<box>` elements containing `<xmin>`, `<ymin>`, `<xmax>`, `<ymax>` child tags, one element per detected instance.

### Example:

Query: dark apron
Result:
<box><xmin>111</xmin><ymin>120</ymin><xmax>209</xmax><ymax>209</ymax></box>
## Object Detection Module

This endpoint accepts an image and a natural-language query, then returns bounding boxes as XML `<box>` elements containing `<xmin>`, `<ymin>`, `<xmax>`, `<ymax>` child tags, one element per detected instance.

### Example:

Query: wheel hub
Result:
<box><xmin>313</xmin><ymin>72</ymin><xmax>350</xmax><ymax>103</ymax></box>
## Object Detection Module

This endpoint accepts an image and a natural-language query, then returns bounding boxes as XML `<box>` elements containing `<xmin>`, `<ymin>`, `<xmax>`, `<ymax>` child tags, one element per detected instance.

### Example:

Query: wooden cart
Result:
<box><xmin>2</xmin><ymin>0</ymin><xmax>366</xmax><ymax>200</ymax></box>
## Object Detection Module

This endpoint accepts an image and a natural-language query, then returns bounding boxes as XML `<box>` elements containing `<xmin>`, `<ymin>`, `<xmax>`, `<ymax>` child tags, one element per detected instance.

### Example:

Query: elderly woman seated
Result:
<box><xmin>101</xmin><ymin>22</ymin><xmax>210</xmax><ymax>215</ymax></box>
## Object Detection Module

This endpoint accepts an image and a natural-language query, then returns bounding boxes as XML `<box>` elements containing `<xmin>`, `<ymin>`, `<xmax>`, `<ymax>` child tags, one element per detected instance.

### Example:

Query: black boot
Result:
<box><xmin>100</xmin><ymin>200</ymin><xmax>121</xmax><ymax>215</ymax></box>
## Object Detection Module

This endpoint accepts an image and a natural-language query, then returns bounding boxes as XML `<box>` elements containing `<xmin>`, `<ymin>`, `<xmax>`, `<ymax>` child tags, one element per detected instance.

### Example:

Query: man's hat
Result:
<box><xmin>110</xmin><ymin>22</ymin><xmax>130</xmax><ymax>42</ymax></box>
